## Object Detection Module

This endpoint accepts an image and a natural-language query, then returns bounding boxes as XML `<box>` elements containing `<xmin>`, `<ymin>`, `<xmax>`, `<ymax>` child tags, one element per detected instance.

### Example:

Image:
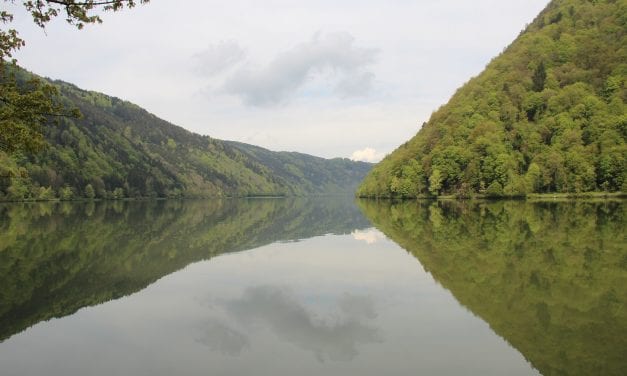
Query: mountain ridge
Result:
<box><xmin>0</xmin><ymin>68</ymin><xmax>372</xmax><ymax>200</ymax></box>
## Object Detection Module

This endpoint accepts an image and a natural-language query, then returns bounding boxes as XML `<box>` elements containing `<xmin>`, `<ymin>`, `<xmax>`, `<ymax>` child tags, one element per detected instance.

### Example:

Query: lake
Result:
<box><xmin>0</xmin><ymin>198</ymin><xmax>625</xmax><ymax>375</ymax></box>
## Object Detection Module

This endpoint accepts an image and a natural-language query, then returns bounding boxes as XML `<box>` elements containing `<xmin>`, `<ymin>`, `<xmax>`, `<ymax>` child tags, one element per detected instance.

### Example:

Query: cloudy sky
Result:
<box><xmin>9</xmin><ymin>0</ymin><xmax>549</xmax><ymax>161</ymax></box>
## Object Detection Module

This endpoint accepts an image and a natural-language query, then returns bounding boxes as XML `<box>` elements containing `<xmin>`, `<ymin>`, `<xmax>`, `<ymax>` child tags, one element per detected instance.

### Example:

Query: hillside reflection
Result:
<box><xmin>0</xmin><ymin>198</ymin><xmax>370</xmax><ymax>342</ymax></box>
<box><xmin>358</xmin><ymin>199</ymin><xmax>626</xmax><ymax>376</ymax></box>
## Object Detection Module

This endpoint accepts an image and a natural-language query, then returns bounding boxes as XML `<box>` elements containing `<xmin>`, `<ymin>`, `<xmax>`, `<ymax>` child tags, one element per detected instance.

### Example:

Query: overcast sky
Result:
<box><xmin>10</xmin><ymin>0</ymin><xmax>549</xmax><ymax>161</ymax></box>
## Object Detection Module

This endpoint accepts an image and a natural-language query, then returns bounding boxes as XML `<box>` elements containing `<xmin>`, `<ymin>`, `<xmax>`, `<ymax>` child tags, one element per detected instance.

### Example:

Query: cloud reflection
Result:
<box><xmin>352</xmin><ymin>229</ymin><xmax>386</xmax><ymax>244</ymax></box>
<box><xmin>196</xmin><ymin>321</ymin><xmax>250</xmax><ymax>356</ymax></box>
<box><xmin>202</xmin><ymin>286</ymin><xmax>381</xmax><ymax>361</ymax></box>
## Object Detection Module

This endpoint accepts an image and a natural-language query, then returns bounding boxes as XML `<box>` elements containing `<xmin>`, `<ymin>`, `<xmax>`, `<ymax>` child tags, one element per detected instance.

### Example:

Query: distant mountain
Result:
<box><xmin>358</xmin><ymin>0</ymin><xmax>625</xmax><ymax>198</ymax></box>
<box><xmin>0</xmin><ymin>71</ymin><xmax>371</xmax><ymax>200</ymax></box>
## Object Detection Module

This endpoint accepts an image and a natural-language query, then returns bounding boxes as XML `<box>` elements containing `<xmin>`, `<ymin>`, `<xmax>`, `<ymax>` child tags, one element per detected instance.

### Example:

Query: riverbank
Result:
<box><xmin>358</xmin><ymin>192</ymin><xmax>626</xmax><ymax>201</ymax></box>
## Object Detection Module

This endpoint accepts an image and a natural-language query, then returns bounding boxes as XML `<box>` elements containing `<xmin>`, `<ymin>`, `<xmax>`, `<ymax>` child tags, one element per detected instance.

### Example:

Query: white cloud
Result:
<box><xmin>222</xmin><ymin>32</ymin><xmax>378</xmax><ymax>106</ymax></box>
<box><xmin>350</xmin><ymin>147</ymin><xmax>386</xmax><ymax>163</ymax></box>
<box><xmin>193</xmin><ymin>41</ymin><xmax>246</xmax><ymax>76</ymax></box>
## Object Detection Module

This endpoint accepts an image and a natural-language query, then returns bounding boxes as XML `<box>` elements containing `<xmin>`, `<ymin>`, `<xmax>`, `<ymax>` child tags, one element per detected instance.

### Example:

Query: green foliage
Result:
<box><xmin>59</xmin><ymin>186</ymin><xmax>74</xmax><ymax>200</ymax></box>
<box><xmin>485</xmin><ymin>181</ymin><xmax>504</xmax><ymax>197</ymax></box>
<box><xmin>6</xmin><ymin>173</ymin><xmax>29</xmax><ymax>200</ymax></box>
<box><xmin>0</xmin><ymin>68</ymin><xmax>78</xmax><ymax>154</ymax></box>
<box><xmin>84</xmin><ymin>183</ymin><xmax>95</xmax><ymax>199</ymax></box>
<box><xmin>166</xmin><ymin>138</ymin><xmax>176</xmax><ymax>150</ymax></box>
<box><xmin>0</xmin><ymin>69</ymin><xmax>372</xmax><ymax>200</ymax></box>
<box><xmin>429</xmin><ymin>169</ymin><xmax>442</xmax><ymax>196</ymax></box>
<box><xmin>1</xmin><ymin>1</ymin><xmax>148</xmax><ymax>155</ymax></box>
<box><xmin>358</xmin><ymin>0</ymin><xmax>626</xmax><ymax>198</ymax></box>
<box><xmin>358</xmin><ymin>199</ymin><xmax>627</xmax><ymax>376</ymax></box>
<box><xmin>110</xmin><ymin>187</ymin><xmax>124</xmax><ymax>199</ymax></box>
<box><xmin>37</xmin><ymin>186</ymin><xmax>55</xmax><ymax>200</ymax></box>
<box><xmin>532</xmin><ymin>61</ymin><xmax>547</xmax><ymax>92</ymax></box>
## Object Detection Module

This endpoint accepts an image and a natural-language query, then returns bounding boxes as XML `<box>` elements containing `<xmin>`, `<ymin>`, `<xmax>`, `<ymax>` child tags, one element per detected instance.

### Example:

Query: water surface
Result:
<box><xmin>0</xmin><ymin>198</ymin><xmax>625</xmax><ymax>375</ymax></box>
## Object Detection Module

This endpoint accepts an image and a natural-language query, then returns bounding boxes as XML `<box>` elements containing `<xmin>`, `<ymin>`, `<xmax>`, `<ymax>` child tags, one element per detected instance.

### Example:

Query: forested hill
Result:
<box><xmin>0</xmin><ymin>71</ymin><xmax>371</xmax><ymax>200</ymax></box>
<box><xmin>358</xmin><ymin>0</ymin><xmax>626</xmax><ymax>198</ymax></box>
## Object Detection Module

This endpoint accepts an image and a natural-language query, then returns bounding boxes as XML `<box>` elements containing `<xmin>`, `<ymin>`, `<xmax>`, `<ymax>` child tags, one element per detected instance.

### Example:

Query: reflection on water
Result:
<box><xmin>0</xmin><ymin>198</ymin><xmax>370</xmax><ymax>342</ymax></box>
<box><xmin>352</xmin><ymin>229</ymin><xmax>386</xmax><ymax>244</ymax></box>
<box><xmin>203</xmin><ymin>286</ymin><xmax>381</xmax><ymax>362</ymax></box>
<box><xmin>359</xmin><ymin>199</ymin><xmax>627</xmax><ymax>376</ymax></box>
<box><xmin>196</xmin><ymin>321</ymin><xmax>250</xmax><ymax>356</ymax></box>
<box><xmin>0</xmin><ymin>198</ymin><xmax>624</xmax><ymax>375</ymax></box>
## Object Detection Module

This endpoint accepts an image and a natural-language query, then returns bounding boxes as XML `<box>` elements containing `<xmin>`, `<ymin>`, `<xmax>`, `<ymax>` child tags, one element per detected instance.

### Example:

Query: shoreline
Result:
<box><xmin>356</xmin><ymin>192</ymin><xmax>626</xmax><ymax>201</ymax></box>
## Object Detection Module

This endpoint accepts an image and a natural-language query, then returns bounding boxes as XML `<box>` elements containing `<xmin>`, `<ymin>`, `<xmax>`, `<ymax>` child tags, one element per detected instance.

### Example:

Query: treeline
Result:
<box><xmin>0</xmin><ymin>70</ymin><xmax>371</xmax><ymax>201</ymax></box>
<box><xmin>358</xmin><ymin>0</ymin><xmax>626</xmax><ymax>198</ymax></box>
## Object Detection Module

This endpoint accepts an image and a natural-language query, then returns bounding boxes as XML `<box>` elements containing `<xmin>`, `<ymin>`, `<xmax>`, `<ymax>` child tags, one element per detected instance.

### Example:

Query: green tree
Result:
<box><xmin>37</xmin><ymin>186</ymin><xmax>55</xmax><ymax>200</ymax></box>
<box><xmin>0</xmin><ymin>71</ymin><xmax>78</xmax><ymax>153</ymax></box>
<box><xmin>429</xmin><ymin>169</ymin><xmax>443</xmax><ymax>196</ymax></box>
<box><xmin>485</xmin><ymin>181</ymin><xmax>503</xmax><ymax>197</ymax></box>
<box><xmin>59</xmin><ymin>185</ymin><xmax>74</xmax><ymax>200</ymax></box>
<box><xmin>525</xmin><ymin>163</ymin><xmax>542</xmax><ymax>193</ymax></box>
<box><xmin>112</xmin><ymin>187</ymin><xmax>124</xmax><ymax>199</ymax></box>
<box><xmin>532</xmin><ymin>61</ymin><xmax>547</xmax><ymax>92</ymax></box>
<box><xmin>84</xmin><ymin>183</ymin><xmax>95</xmax><ymax>199</ymax></box>
<box><xmin>6</xmin><ymin>169</ymin><xmax>29</xmax><ymax>200</ymax></box>
<box><xmin>1</xmin><ymin>0</ymin><xmax>149</xmax><ymax>154</ymax></box>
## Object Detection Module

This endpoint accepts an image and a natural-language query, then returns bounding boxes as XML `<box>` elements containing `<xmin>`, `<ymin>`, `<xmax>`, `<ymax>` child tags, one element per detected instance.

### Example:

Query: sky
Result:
<box><xmin>9</xmin><ymin>0</ymin><xmax>550</xmax><ymax>162</ymax></box>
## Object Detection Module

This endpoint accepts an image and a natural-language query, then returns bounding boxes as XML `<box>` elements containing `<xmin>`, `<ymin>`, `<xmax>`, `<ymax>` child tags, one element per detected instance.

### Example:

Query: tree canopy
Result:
<box><xmin>357</xmin><ymin>0</ymin><xmax>626</xmax><ymax>197</ymax></box>
<box><xmin>1</xmin><ymin>0</ymin><xmax>149</xmax><ymax>154</ymax></box>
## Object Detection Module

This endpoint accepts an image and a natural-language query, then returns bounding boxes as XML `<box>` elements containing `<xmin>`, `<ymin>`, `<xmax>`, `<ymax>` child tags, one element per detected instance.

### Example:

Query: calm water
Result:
<box><xmin>0</xmin><ymin>198</ymin><xmax>625</xmax><ymax>376</ymax></box>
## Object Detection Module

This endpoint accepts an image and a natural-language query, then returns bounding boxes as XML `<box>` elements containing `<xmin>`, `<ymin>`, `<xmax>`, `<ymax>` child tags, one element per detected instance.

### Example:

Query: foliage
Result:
<box><xmin>0</xmin><ymin>66</ymin><xmax>79</xmax><ymax>153</ymax></box>
<box><xmin>0</xmin><ymin>68</ymin><xmax>372</xmax><ymax>200</ymax></box>
<box><xmin>358</xmin><ymin>0</ymin><xmax>627</xmax><ymax>198</ymax></box>
<box><xmin>0</xmin><ymin>1</ymin><xmax>148</xmax><ymax>154</ymax></box>
<box><xmin>358</xmin><ymin>199</ymin><xmax>627</xmax><ymax>376</ymax></box>
<box><xmin>84</xmin><ymin>183</ymin><xmax>94</xmax><ymax>199</ymax></box>
<box><xmin>0</xmin><ymin>198</ymin><xmax>371</xmax><ymax>342</ymax></box>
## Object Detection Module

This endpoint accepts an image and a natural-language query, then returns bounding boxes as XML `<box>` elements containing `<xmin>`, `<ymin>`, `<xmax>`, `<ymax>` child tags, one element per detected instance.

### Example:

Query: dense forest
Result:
<box><xmin>358</xmin><ymin>0</ymin><xmax>626</xmax><ymax>198</ymax></box>
<box><xmin>359</xmin><ymin>199</ymin><xmax>626</xmax><ymax>375</ymax></box>
<box><xmin>0</xmin><ymin>198</ymin><xmax>370</xmax><ymax>342</ymax></box>
<box><xmin>0</xmin><ymin>68</ymin><xmax>371</xmax><ymax>200</ymax></box>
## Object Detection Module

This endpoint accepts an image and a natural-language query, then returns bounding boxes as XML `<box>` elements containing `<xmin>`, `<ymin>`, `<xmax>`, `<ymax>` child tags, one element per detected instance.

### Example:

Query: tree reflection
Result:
<box><xmin>358</xmin><ymin>199</ymin><xmax>627</xmax><ymax>376</ymax></box>
<box><xmin>0</xmin><ymin>198</ymin><xmax>370</xmax><ymax>342</ymax></box>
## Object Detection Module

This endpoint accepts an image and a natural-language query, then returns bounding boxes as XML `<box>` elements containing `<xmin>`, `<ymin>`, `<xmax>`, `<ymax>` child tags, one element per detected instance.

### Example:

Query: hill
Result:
<box><xmin>358</xmin><ymin>0</ymin><xmax>626</xmax><ymax>198</ymax></box>
<box><xmin>0</xmin><ymin>70</ymin><xmax>371</xmax><ymax>200</ymax></box>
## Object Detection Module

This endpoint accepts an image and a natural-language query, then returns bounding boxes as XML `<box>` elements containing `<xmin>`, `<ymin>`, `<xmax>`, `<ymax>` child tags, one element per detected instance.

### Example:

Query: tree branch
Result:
<box><xmin>44</xmin><ymin>0</ymin><xmax>146</xmax><ymax>7</ymax></box>
<box><xmin>44</xmin><ymin>1</ymin><xmax>133</xmax><ymax>6</ymax></box>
